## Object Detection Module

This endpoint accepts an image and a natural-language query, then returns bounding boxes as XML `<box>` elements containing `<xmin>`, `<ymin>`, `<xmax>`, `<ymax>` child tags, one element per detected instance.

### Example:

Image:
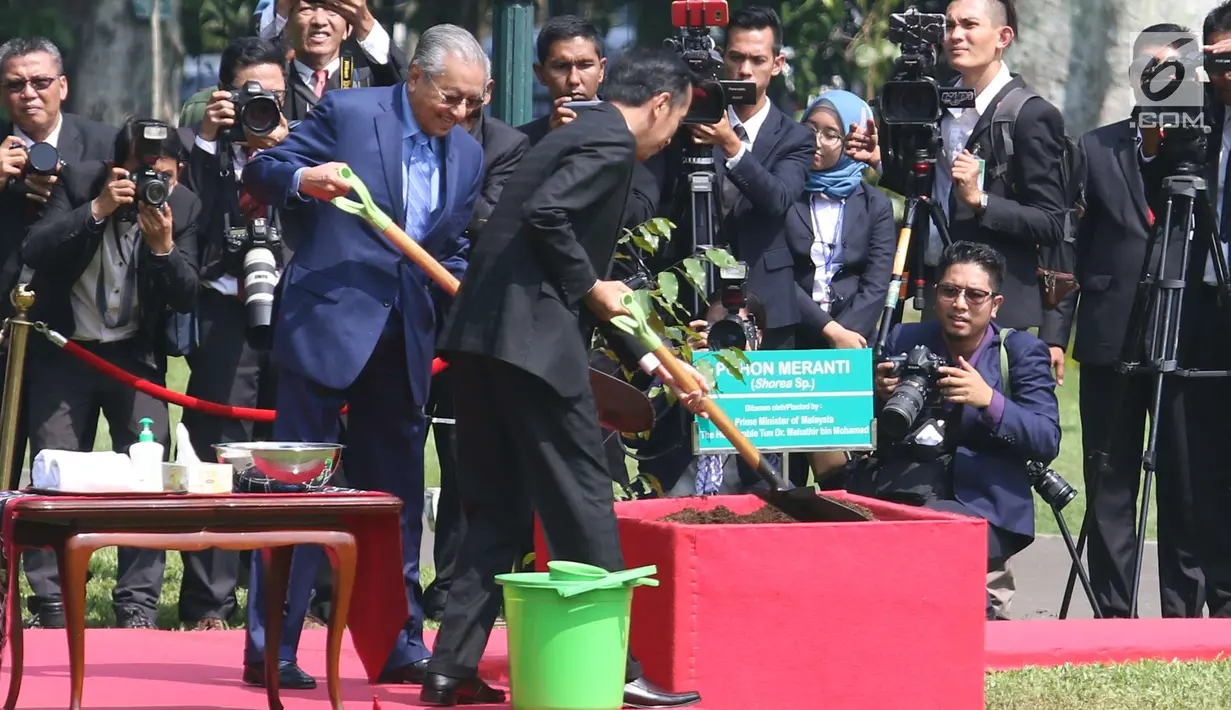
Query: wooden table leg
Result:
<box><xmin>262</xmin><ymin>546</ymin><xmax>294</xmax><ymax>710</ymax></box>
<box><xmin>60</xmin><ymin>537</ymin><xmax>94</xmax><ymax>710</ymax></box>
<box><xmin>3</xmin><ymin>546</ymin><xmax>24</xmax><ymax>710</ymax></box>
<box><xmin>324</xmin><ymin>536</ymin><xmax>357</xmax><ymax>710</ymax></box>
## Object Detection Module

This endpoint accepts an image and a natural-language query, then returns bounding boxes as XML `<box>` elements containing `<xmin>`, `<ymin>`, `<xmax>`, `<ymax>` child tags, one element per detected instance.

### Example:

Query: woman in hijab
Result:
<box><xmin>784</xmin><ymin>89</ymin><xmax>895</xmax><ymax>485</ymax></box>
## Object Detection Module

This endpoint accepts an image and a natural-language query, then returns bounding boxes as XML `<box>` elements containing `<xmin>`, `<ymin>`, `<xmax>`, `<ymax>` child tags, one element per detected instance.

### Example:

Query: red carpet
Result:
<box><xmin>985</xmin><ymin>618</ymin><xmax>1231</xmax><ymax>671</ymax></box>
<box><xmin>6</xmin><ymin>629</ymin><xmax>510</xmax><ymax>709</ymax></box>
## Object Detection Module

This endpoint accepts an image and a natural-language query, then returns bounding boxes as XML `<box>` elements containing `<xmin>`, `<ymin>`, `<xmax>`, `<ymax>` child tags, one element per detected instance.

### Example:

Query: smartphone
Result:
<box><xmin>561</xmin><ymin>99</ymin><xmax>603</xmax><ymax>111</ymax></box>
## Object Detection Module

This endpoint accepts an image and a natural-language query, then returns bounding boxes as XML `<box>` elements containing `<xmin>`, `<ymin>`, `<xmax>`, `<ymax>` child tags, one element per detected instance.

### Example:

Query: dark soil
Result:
<box><xmin>661</xmin><ymin>505</ymin><xmax>797</xmax><ymax>525</ymax></box>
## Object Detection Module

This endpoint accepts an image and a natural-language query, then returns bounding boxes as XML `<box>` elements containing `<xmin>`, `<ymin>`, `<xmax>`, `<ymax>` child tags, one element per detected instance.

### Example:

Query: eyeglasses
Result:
<box><xmin>936</xmin><ymin>282</ymin><xmax>995</xmax><ymax>305</ymax></box>
<box><xmin>424</xmin><ymin>74</ymin><xmax>485</xmax><ymax>111</ymax></box>
<box><xmin>808</xmin><ymin>126</ymin><xmax>844</xmax><ymax>146</ymax></box>
<box><xmin>3</xmin><ymin>76</ymin><xmax>58</xmax><ymax>94</ymax></box>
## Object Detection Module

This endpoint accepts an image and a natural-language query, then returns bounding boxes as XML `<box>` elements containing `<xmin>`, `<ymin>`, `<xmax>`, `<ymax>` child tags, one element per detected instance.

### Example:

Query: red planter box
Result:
<box><xmin>536</xmin><ymin>492</ymin><xmax>987</xmax><ymax>710</ymax></box>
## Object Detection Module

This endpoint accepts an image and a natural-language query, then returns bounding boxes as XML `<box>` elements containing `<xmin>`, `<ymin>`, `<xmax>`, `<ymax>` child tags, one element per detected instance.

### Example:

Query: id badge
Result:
<box><xmin>975</xmin><ymin>158</ymin><xmax>986</xmax><ymax>192</ymax></box>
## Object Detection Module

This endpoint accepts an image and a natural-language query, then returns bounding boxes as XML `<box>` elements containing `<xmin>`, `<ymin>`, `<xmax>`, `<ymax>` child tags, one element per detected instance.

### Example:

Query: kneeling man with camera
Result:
<box><xmin>854</xmin><ymin>241</ymin><xmax>1059</xmax><ymax>619</ymax></box>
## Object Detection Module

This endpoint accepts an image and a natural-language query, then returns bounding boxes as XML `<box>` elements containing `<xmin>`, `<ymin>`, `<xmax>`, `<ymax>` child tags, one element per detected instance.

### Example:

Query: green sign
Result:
<box><xmin>694</xmin><ymin>349</ymin><xmax>875</xmax><ymax>454</ymax></box>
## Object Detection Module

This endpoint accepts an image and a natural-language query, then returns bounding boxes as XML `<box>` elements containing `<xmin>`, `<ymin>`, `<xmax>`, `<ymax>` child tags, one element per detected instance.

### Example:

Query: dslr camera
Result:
<box><xmin>220</xmin><ymin>81</ymin><xmax>281</xmax><ymax>143</ymax></box>
<box><xmin>116</xmin><ymin>121</ymin><xmax>175</xmax><ymax>221</ymax></box>
<box><xmin>1027</xmin><ymin>461</ymin><xmax>1077</xmax><ymax>510</ymax></box>
<box><xmin>878</xmin><ymin>344</ymin><xmax>947</xmax><ymax>442</ymax></box>
<box><xmin>662</xmin><ymin>0</ymin><xmax>755</xmax><ymax>125</ymax></box>
<box><xmin>707</xmin><ymin>261</ymin><xmax>758</xmax><ymax>351</ymax></box>
<box><xmin>225</xmin><ymin>214</ymin><xmax>283</xmax><ymax>336</ymax></box>
<box><xmin>6</xmin><ymin>140</ymin><xmax>63</xmax><ymax>195</ymax></box>
<box><xmin>879</xmin><ymin>7</ymin><xmax>975</xmax><ymax>126</ymax></box>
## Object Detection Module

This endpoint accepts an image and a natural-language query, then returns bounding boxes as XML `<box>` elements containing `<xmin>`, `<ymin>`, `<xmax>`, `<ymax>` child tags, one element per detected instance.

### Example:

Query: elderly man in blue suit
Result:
<box><xmin>239</xmin><ymin>23</ymin><xmax>486</xmax><ymax>689</ymax></box>
<box><xmin>860</xmin><ymin>241</ymin><xmax>1061</xmax><ymax>620</ymax></box>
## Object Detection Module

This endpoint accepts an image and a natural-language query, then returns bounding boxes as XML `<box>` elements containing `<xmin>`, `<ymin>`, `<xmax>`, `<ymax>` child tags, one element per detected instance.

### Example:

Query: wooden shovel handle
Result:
<box><xmin>380</xmin><ymin>224</ymin><xmax>461</xmax><ymax>295</ymax></box>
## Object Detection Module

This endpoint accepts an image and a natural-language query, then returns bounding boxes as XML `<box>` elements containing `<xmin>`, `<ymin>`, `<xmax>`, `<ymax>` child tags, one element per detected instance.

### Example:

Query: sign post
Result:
<box><xmin>694</xmin><ymin>349</ymin><xmax>876</xmax><ymax>454</ymax></box>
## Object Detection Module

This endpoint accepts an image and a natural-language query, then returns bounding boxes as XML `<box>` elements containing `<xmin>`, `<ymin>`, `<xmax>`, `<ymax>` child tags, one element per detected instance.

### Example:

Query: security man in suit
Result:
<box><xmin>256</xmin><ymin>0</ymin><xmax>408</xmax><ymax>122</ymax></box>
<box><xmin>0</xmin><ymin>37</ymin><xmax>117</xmax><ymax>629</ymax></box>
<box><xmin>22</xmin><ymin>119</ymin><xmax>200</xmax><ymax>630</ymax></box>
<box><xmin>423</xmin><ymin>65</ymin><xmax>530</xmax><ymax>622</ymax></box>
<box><xmin>1040</xmin><ymin>25</ymin><xmax>1206</xmax><ymax>619</ymax></box>
<box><xmin>424</xmin><ymin>48</ymin><xmax>704</xmax><ymax>709</ymax></box>
<box><xmin>691</xmin><ymin>6</ymin><xmax>815</xmax><ymax>350</ymax></box>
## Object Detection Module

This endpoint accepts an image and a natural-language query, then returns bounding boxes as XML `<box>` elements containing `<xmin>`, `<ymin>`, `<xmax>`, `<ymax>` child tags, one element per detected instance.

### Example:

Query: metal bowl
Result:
<box><xmin>214</xmin><ymin>442</ymin><xmax>343</xmax><ymax>489</ymax></box>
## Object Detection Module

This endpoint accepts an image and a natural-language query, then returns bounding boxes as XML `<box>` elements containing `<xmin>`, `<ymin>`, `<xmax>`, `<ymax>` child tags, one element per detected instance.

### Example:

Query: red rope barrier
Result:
<box><xmin>44</xmin><ymin>329</ymin><xmax>450</xmax><ymax>422</ymax></box>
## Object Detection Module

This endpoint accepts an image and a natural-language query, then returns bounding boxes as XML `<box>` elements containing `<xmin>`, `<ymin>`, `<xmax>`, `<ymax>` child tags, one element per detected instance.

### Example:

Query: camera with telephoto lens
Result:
<box><xmin>227</xmin><ymin>217</ymin><xmax>282</xmax><ymax>337</ymax></box>
<box><xmin>879</xmin><ymin>7</ymin><xmax>976</xmax><ymax>126</ymax></box>
<box><xmin>707</xmin><ymin>261</ymin><xmax>758</xmax><ymax>351</ymax></box>
<box><xmin>878</xmin><ymin>344</ymin><xmax>947</xmax><ymax>442</ymax></box>
<box><xmin>662</xmin><ymin>0</ymin><xmax>756</xmax><ymax>125</ymax></box>
<box><xmin>220</xmin><ymin>81</ymin><xmax>281</xmax><ymax>143</ymax></box>
<box><xmin>1027</xmin><ymin>461</ymin><xmax>1077</xmax><ymax>510</ymax></box>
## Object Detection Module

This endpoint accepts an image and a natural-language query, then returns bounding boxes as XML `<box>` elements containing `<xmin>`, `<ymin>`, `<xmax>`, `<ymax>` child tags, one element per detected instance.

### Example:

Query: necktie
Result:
<box><xmin>312</xmin><ymin>70</ymin><xmax>328</xmax><ymax>99</ymax></box>
<box><xmin>1220</xmin><ymin>149</ymin><xmax>1231</xmax><ymax>243</ymax></box>
<box><xmin>404</xmin><ymin>133</ymin><xmax>435</xmax><ymax>241</ymax></box>
<box><xmin>696</xmin><ymin>455</ymin><xmax>724</xmax><ymax>495</ymax></box>
<box><xmin>721</xmin><ymin>123</ymin><xmax>750</xmax><ymax>217</ymax></box>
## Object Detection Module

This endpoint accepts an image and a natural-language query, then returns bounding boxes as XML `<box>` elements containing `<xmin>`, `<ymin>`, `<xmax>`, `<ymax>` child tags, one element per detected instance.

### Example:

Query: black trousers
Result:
<box><xmin>427</xmin><ymin>354</ymin><xmax>642</xmax><ymax>682</ymax></box>
<box><xmin>1078</xmin><ymin>363</ymin><xmax>1202</xmax><ymax>618</ymax></box>
<box><xmin>23</xmin><ymin>338</ymin><xmax>167</xmax><ymax>618</ymax></box>
<box><xmin>423</xmin><ymin>368</ymin><xmax>463</xmax><ymax>617</ymax></box>
<box><xmin>179</xmin><ymin>288</ymin><xmax>270</xmax><ymax>622</ymax></box>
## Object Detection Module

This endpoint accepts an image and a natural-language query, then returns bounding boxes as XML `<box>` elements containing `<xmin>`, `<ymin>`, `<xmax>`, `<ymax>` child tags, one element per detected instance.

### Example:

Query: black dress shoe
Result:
<box><xmin>26</xmin><ymin>601</ymin><xmax>65</xmax><ymax>629</ymax></box>
<box><xmin>623</xmin><ymin>677</ymin><xmax>701</xmax><ymax>708</ymax></box>
<box><xmin>114</xmin><ymin>606</ymin><xmax>157</xmax><ymax>629</ymax></box>
<box><xmin>241</xmin><ymin>661</ymin><xmax>317</xmax><ymax>690</ymax></box>
<box><xmin>419</xmin><ymin>671</ymin><xmax>506</xmax><ymax>706</ymax></box>
<box><xmin>377</xmin><ymin>658</ymin><xmax>430</xmax><ymax>684</ymax></box>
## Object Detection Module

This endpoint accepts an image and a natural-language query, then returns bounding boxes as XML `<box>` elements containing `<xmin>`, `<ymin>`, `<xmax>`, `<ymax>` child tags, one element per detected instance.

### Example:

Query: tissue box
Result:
<box><xmin>162</xmin><ymin>462</ymin><xmax>233</xmax><ymax>494</ymax></box>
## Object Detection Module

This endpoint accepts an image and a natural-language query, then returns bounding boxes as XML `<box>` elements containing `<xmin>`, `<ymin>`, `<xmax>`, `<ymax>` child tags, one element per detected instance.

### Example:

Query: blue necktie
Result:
<box><xmin>405</xmin><ymin>133</ymin><xmax>434</xmax><ymax>241</ymax></box>
<box><xmin>1220</xmin><ymin>149</ymin><xmax>1231</xmax><ymax>243</ymax></box>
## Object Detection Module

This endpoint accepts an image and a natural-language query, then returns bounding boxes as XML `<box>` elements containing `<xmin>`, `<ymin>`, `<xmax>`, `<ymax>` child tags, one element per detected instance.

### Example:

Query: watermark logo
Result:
<box><xmin>1127</xmin><ymin>31</ymin><xmax>1207</xmax><ymax>130</ymax></box>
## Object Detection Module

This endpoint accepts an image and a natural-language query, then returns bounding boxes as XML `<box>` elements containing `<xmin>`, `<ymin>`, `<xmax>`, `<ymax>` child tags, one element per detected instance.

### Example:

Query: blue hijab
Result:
<box><xmin>803</xmin><ymin>90</ymin><xmax>874</xmax><ymax>199</ymax></box>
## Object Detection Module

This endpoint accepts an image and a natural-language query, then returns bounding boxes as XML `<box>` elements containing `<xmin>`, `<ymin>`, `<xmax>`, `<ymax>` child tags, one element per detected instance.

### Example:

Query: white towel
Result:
<box><xmin>31</xmin><ymin>450</ymin><xmax>136</xmax><ymax>493</ymax></box>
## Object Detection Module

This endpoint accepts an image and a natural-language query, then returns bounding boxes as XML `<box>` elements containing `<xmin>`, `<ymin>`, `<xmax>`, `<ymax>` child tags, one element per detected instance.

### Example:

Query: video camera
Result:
<box><xmin>1131</xmin><ymin>38</ymin><xmax>1231</xmax><ymax>175</ymax></box>
<box><xmin>220</xmin><ymin>80</ymin><xmax>281</xmax><ymax>144</ymax></box>
<box><xmin>662</xmin><ymin>0</ymin><xmax>755</xmax><ymax>125</ymax></box>
<box><xmin>707</xmin><ymin>261</ymin><xmax>758</xmax><ymax>351</ymax></box>
<box><xmin>879</xmin><ymin>7</ymin><xmax>974</xmax><ymax>126</ymax></box>
<box><xmin>878</xmin><ymin>344</ymin><xmax>946</xmax><ymax>441</ymax></box>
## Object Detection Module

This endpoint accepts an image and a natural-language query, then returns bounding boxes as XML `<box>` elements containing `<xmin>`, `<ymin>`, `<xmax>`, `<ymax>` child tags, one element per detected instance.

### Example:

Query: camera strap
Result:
<box><xmin>998</xmin><ymin>328</ymin><xmax>1015</xmax><ymax>400</ymax></box>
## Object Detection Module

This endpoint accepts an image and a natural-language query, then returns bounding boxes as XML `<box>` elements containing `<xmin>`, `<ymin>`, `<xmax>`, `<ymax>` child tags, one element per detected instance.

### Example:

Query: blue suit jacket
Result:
<box><xmin>883</xmin><ymin>322</ymin><xmax>1061</xmax><ymax>539</ymax></box>
<box><xmin>243</xmin><ymin>84</ymin><xmax>483</xmax><ymax>405</ymax></box>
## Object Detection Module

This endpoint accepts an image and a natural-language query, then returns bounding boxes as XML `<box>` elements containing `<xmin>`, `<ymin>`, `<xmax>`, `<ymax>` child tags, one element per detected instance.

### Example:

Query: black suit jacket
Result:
<box><xmin>947</xmin><ymin>75</ymin><xmax>1068</xmax><ymax>330</ymax></box>
<box><xmin>468</xmin><ymin>112</ymin><xmax>529</xmax><ymax>237</ymax></box>
<box><xmin>786</xmin><ymin>182</ymin><xmax>896</xmax><ymax>341</ymax></box>
<box><xmin>440</xmin><ymin>103</ymin><xmax>646</xmax><ymax>398</ymax></box>
<box><xmin>0</xmin><ymin>114</ymin><xmax>116</xmax><ymax>305</ymax></box>
<box><xmin>282</xmin><ymin>50</ymin><xmax>409</xmax><ymax>124</ymax></box>
<box><xmin>1038</xmin><ymin>119</ymin><xmax>1175</xmax><ymax>365</ymax></box>
<box><xmin>22</xmin><ymin>160</ymin><xmax>200</xmax><ymax>366</ymax></box>
<box><xmin>718</xmin><ymin>105</ymin><xmax>817</xmax><ymax>330</ymax></box>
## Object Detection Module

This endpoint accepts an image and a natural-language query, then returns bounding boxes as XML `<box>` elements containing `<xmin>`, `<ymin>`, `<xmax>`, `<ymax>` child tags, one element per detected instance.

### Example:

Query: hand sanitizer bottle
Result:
<box><xmin>128</xmin><ymin>417</ymin><xmax>165</xmax><ymax>492</ymax></box>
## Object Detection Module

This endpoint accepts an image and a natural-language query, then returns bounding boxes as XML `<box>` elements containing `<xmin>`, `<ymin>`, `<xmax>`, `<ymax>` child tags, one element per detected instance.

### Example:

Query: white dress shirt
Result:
<box><xmin>259</xmin><ymin>2</ymin><xmax>391</xmax><ymax>67</ymax></box>
<box><xmin>928</xmin><ymin>63</ymin><xmax>1014</xmax><ymax>263</ymax></box>
<box><xmin>809</xmin><ymin>193</ymin><xmax>845</xmax><ymax>310</ymax></box>
<box><xmin>726</xmin><ymin>100</ymin><xmax>772</xmax><ymax>171</ymax></box>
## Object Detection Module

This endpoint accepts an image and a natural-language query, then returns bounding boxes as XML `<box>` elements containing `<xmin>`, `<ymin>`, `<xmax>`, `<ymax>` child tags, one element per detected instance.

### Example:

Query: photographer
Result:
<box><xmin>850</xmin><ymin>0</ymin><xmax>1067</xmax><ymax>330</ymax></box>
<box><xmin>21</xmin><ymin>118</ymin><xmax>200</xmax><ymax>629</ymax></box>
<box><xmin>1039</xmin><ymin>25</ymin><xmax>1205</xmax><ymax>619</ymax></box>
<box><xmin>695</xmin><ymin>6</ymin><xmax>814</xmax><ymax>349</ymax></box>
<box><xmin>258</xmin><ymin>0</ymin><xmax>408</xmax><ymax>121</ymax></box>
<box><xmin>178</xmin><ymin>36</ymin><xmax>294</xmax><ymax>633</ymax></box>
<box><xmin>858</xmin><ymin>241</ymin><xmax>1059</xmax><ymax>619</ymax></box>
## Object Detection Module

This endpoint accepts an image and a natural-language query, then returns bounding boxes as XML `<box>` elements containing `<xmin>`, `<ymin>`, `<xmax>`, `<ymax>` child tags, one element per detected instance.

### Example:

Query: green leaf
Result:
<box><xmin>657</xmin><ymin>271</ymin><xmax>679</xmax><ymax>305</ymax></box>
<box><xmin>714</xmin><ymin>349</ymin><xmax>746</xmax><ymax>383</ymax></box>
<box><xmin>631</xmin><ymin>231</ymin><xmax>657</xmax><ymax>254</ymax></box>
<box><xmin>632</xmin><ymin>289</ymin><xmax>656</xmax><ymax>321</ymax></box>
<box><xmin>704</xmin><ymin>248</ymin><xmax>737</xmax><ymax>268</ymax></box>
<box><xmin>645</xmin><ymin>217</ymin><xmax>675</xmax><ymax>238</ymax></box>
<box><xmin>696</xmin><ymin>358</ymin><xmax>718</xmax><ymax>391</ymax></box>
<box><xmin>680</xmin><ymin>258</ymin><xmax>707</xmax><ymax>295</ymax></box>
<box><xmin>647</xmin><ymin>385</ymin><xmax>665</xmax><ymax>400</ymax></box>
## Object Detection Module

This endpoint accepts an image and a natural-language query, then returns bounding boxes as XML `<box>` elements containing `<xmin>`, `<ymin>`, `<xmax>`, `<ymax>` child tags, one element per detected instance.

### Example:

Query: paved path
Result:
<box><xmin>1006</xmin><ymin>534</ymin><xmax>1162</xmax><ymax>619</ymax></box>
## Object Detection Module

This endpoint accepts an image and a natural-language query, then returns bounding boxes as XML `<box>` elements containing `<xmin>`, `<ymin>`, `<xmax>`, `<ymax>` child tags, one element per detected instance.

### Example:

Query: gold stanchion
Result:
<box><xmin>0</xmin><ymin>284</ymin><xmax>34</xmax><ymax>491</ymax></box>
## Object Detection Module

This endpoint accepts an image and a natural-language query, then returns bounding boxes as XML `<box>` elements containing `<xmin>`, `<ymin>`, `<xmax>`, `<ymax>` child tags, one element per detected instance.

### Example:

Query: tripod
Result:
<box><xmin>1030</xmin><ymin>462</ymin><xmax>1103</xmax><ymax>617</ymax></box>
<box><xmin>872</xmin><ymin>139</ymin><xmax>953</xmax><ymax>359</ymax></box>
<box><xmin>1060</xmin><ymin>168</ymin><xmax>1231</xmax><ymax>619</ymax></box>
<box><xmin>672</xmin><ymin>138</ymin><xmax>723</xmax><ymax>317</ymax></box>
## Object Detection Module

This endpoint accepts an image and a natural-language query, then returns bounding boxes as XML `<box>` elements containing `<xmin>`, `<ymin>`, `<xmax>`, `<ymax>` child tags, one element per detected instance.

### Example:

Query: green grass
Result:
<box><xmin>986</xmin><ymin>660</ymin><xmax>1231</xmax><ymax>709</ymax></box>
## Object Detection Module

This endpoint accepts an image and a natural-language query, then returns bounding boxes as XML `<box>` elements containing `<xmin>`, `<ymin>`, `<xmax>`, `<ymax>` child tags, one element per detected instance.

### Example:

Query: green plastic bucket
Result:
<box><xmin>495</xmin><ymin>560</ymin><xmax>659</xmax><ymax>710</ymax></box>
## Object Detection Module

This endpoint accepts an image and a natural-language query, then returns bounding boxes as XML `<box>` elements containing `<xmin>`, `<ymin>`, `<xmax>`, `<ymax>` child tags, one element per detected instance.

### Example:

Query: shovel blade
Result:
<box><xmin>753</xmin><ymin>486</ymin><xmax>874</xmax><ymax>523</ymax></box>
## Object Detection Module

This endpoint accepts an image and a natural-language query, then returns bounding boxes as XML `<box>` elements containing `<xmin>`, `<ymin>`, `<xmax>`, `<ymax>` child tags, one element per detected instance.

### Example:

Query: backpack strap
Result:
<box><xmin>987</xmin><ymin>88</ymin><xmax>1041</xmax><ymax>185</ymax></box>
<box><xmin>998</xmin><ymin>328</ymin><xmax>1015</xmax><ymax>401</ymax></box>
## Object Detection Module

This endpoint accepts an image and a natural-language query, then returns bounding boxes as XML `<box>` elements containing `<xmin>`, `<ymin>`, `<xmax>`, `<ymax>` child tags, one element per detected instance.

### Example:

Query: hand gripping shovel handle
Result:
<box><xmin>330</xmin><ymin>165</ymin><xmax>460</xmax><ymax>295</ymax></box>
<box><xmin>611</xmin><ymin>294</ymin><xmax>791</xmax><ymax>492</ymax></box>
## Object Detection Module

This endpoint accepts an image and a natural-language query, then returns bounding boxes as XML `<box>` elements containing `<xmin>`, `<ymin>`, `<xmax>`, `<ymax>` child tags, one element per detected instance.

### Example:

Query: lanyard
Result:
<box><xmin>809</xmin><ymin>194</ymin><xmax>845</xmax><ymax>273</ymax></box>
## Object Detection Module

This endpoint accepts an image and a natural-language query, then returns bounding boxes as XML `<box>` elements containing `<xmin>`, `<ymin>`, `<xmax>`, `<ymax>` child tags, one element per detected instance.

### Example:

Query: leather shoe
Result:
<box><xmin>26</xmin><ymin>601</ymin><xmax>65</xmax><ymax>629</ymax></box>
<box><xmin>419</xmin><ymin>671</ymin><xmax>506</xmax><ymax>706</ymax></box>
<box><xmin>377</xmin><ymin>658</ymin><xmax>430</xmax><ymax>684</ymax></box>
<box><xmin>241</xmin><ymin>661</ymin><xmax>317</xmax><ymax>690</ymax></box>
<box><xmin>623</xmin><ymin>677</ymin><xmax>701</xmax><ymax>708</ymax></box>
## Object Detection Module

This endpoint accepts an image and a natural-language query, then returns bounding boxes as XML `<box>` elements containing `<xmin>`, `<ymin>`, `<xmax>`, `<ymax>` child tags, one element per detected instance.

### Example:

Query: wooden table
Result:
<box><xmin>1</xmin><ymin>492</ymin><xmax>404</xmax><ymax>710</ymax></box>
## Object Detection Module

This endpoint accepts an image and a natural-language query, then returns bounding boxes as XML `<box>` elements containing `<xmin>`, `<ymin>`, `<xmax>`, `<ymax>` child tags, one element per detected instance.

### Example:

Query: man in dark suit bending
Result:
<box><xmin>422</xmin><ymin>49</ymin><xmax>705</xmax><ymax>709</ymax></box>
